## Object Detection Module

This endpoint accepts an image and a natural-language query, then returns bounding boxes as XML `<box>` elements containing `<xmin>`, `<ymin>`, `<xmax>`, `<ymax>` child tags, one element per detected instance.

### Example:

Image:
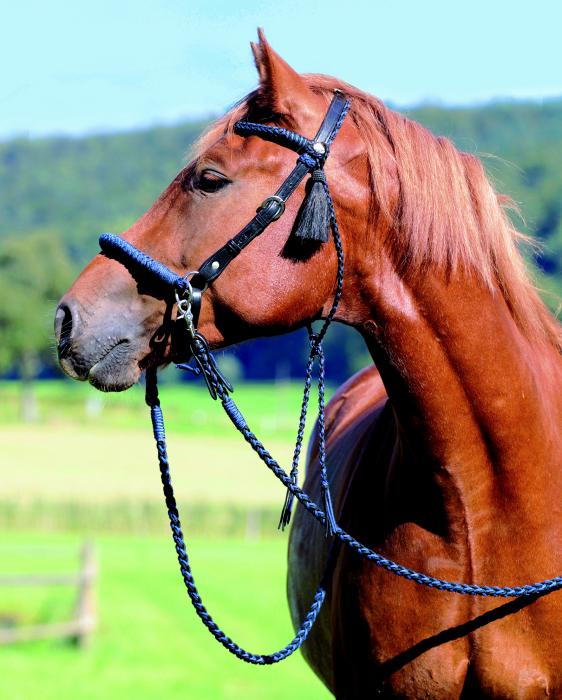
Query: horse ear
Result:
<box><xmin>251</xmin><ymin>28</ymin><xmax>314</xmax><ymax>122</ymax></box>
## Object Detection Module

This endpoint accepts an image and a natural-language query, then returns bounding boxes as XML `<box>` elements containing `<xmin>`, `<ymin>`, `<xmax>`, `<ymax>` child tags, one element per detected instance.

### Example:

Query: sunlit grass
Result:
<box><xmin>0</xmin><ymin>533</ymin><xmax>330</xmax><ymax>700</ymax></box>
<box><xmin>0</xmin><ymin>378</ymin><xmax>313</xmax><ymax>441</ymax></box>
<box><xmin>0</xmin><ymin>381</ymin><xmax>330</xmax><ymax>698</ymax></box>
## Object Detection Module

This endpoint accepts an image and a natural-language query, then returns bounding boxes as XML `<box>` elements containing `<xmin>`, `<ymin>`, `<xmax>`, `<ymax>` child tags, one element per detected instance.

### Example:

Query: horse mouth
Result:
<box><xmin>87</xmin><ymin>339</ymin><xmax>139</xmax><ymax>392</ymax></box>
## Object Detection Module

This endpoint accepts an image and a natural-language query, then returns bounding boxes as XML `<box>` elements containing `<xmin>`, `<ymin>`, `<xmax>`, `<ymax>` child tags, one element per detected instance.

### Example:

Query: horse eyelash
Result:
<box><xmin>194</xmin><ymin>169</ymin><xmax>231</xmax><ymax>194</ymax></box>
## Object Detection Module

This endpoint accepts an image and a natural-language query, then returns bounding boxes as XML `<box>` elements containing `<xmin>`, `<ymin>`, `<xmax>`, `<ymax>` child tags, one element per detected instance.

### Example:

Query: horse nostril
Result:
<box><xmin>54</xmin><ymin>303</ymin><xmax>74</xmax><ymax>352</ymax></box>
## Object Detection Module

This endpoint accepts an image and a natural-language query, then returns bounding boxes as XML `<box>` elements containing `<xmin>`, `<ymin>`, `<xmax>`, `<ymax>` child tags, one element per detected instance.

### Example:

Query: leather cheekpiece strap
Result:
<box><xmin>192</xmin><ymin>160</ymin><xmax>310</xmax><ymax>288</ymax></box>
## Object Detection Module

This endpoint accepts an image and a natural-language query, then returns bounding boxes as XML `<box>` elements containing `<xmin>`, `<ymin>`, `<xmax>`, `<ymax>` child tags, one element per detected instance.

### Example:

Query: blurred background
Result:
<box><xmin>0</xmin><ymin>1</ymin><xmax>560</xmax><ymax>697</ymax></box>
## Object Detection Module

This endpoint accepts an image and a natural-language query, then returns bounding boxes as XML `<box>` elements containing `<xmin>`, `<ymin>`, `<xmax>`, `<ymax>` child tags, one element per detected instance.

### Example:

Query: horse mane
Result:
<box><xmin>194</xmin><ymin>75</ymin><xmax>562</xmax><ymax>350</ymax></box>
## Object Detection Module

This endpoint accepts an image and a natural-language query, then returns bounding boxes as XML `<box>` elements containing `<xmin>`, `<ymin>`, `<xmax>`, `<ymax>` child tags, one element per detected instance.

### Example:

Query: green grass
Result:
<box><xmin>0</xmin><ymin>379</ymin><xmax>313</xmax><ymax>441</ymax></box>
<box><xmin>0</xmin><ymin>379</ymin><xmax>320</xmax><ymax>533</ymax></box>
<box><xmin>0</xmin><ymin>533</ymin><xmax>330</xmax><ymax>700</ymax></box>
<box><xmin>0</xmin><ymin>424</ymin><xmax>292</xmax><ymax>506</ymax></box>
<box><xmin>0</xmin><ymin>382</ymin><xmax>330</xmax><ymax>697</ymax></box>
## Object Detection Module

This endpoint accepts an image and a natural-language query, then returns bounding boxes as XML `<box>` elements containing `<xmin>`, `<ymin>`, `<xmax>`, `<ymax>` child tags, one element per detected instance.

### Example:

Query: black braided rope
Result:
<box><xmin>115</xmin><ymin>91</ymin><xmax>562</xmax><ymax>671</ymax></box>
<box><xmin>146</xmin><ymin>370</ymin><xmax>327</xmax><ymax>665</ymax></box>
<box><xmin>167</xmin><ymin>188</ymin><xmax>562</xmax><ymax>600</ymax></box>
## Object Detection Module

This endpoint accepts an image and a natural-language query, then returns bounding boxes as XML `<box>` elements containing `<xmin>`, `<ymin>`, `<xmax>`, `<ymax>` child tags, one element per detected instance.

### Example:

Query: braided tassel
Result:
<box><xmin>278</xmin><ymin>345</ymin><xmax>316</xmax><ymax>530</ymax></box>
<box><xmin>321</xmin><ymin>481</ymin><xmax>337</xmax><ymax>538</ymax></box>
<box><xmin>293</xmin><ymin>170</ymin><xmax>330</xmax><ymax>242</ymax></box>
<box><xmin>278</xmin><ymin>475</ymin><xmax>297</xmax><ymax>530</ymax></box>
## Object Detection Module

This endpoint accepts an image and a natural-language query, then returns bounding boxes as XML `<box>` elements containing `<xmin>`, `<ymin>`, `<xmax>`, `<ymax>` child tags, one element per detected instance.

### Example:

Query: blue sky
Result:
<box><xmin>1</xmin><ymin>0</ymin><xmax>560</xmax><ymax>139</ymax></box>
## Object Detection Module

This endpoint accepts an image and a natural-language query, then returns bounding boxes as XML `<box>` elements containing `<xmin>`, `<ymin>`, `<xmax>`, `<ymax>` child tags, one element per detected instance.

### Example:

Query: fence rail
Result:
<box><xmin>0</xmin><ymin>542</ymin><xmax>97</xmax><ymax>647</ymax></box>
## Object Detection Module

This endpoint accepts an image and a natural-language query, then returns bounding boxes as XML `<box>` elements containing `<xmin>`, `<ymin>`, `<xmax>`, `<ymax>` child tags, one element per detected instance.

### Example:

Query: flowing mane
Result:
<box><xmin>195</xmin><ymin>75</ymin><xmax>562</xmax><ymax>350</ymax></box>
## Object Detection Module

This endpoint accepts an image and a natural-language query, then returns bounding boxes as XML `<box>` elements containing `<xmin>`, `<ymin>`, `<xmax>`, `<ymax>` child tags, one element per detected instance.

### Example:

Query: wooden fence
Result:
<box><xmin>0</xmin><ymin>542</ymin><xmax>97</xmax><ymax>647</ymax></box>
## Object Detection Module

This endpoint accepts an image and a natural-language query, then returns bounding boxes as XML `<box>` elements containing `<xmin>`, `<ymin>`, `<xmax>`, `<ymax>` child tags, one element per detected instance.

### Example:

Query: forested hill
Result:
<box><xmin>0</xmin><ymin>99</ymin><xmax>561</xmax><ymax>382</ymax></box>
<box><xmin>0</xmin><ymin>120</ymin><xmax>207</xmax><ymax>261</ymax></box>
<box><xmin>1</xmin><ymin>99</ymin><xmax>561</xmax><ymax>283</ymax></box>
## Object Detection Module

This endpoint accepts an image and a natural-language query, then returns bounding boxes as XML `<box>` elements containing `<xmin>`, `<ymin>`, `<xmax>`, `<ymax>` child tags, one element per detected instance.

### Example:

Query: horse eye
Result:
<box><xmin>195</xmin><ymin>169</ymin><xmax>230</xmax><ymax>194</ymax></box>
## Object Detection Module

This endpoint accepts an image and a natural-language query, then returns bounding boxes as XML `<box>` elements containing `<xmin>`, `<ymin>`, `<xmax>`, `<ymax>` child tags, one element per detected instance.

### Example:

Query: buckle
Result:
<box><xmin>257</xmin><ymin>195</ymin><xmax>285</xmax><ymax>221</ymax></box>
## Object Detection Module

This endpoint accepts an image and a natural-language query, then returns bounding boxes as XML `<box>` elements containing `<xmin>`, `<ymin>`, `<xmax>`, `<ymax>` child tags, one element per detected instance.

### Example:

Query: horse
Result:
<box><xmin>55</xmin><ymin>30</ymin><xmax>562</xmax><ymax>698</ymax></box>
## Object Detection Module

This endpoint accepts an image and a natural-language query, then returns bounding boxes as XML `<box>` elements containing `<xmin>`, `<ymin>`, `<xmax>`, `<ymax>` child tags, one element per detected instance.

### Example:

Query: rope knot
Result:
<box><xmin>311</xmin><ymin>169</ymin><xmax>326</xmax><ymax>184</ymax></box>
<box><xmin>297</xmin><ymin>152</ymin><xmax>318</xmax><ymax>170</ymax></box>
<box><xmin>309</xmin><ymin>334</ymin><xmax>321</xmax><ymax>358</ymax></box>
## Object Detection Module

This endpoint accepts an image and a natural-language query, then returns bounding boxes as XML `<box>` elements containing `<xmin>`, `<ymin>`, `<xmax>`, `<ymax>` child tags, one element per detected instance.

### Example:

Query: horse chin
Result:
<box><xmin>88</xmin><ymin>362</ymin><xmax>141</xmax><ymax>393</ymax></box>
<box><xmin>86</xmin><ymin>341</ymin><xmax>143</xmax><ymax>393</ymax></box>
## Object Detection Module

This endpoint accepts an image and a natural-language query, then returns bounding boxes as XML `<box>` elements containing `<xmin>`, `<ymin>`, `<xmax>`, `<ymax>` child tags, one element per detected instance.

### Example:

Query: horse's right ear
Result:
<box><xmin>250</xmin><ymin>28</ymin><xmax>315</xmax><ymax>125</ymax></box>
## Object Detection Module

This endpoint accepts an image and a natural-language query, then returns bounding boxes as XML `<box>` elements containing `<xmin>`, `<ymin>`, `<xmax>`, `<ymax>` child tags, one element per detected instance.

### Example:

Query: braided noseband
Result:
<box><xmin>98</xmin><ymin>91</ymin><xmax>562</xmax><ymax>667</ymax></box>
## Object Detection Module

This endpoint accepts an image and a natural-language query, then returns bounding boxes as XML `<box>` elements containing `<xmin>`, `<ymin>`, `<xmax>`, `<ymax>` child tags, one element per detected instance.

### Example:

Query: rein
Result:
<box><xmin>98</xmin><ymin>92</ymin><xmax>562</xmax><ymax>666</ymax></box>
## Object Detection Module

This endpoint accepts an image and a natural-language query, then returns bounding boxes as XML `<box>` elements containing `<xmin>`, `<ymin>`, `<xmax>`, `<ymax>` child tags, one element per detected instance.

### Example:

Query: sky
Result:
<box><xmin>1</xmin><ymin>0</ymin><xmax>561</xmax><ymax>139</ymax></box>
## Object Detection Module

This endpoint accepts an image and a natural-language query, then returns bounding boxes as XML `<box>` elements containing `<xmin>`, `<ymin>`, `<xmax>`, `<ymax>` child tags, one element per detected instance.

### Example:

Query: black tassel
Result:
<box><xmin>293</xmin><ymin>169</ymin><xmax>330</xmax><ymax>242</ymax></box>
<box><xmin>322</xmin><ymin>483</ymin><xmax>337</xmax><ymax>538</ymax></box>
<box><xmin>278</xmin><ymin>485</ymin><xmax>295</xmax><ymax>531</ymax></box>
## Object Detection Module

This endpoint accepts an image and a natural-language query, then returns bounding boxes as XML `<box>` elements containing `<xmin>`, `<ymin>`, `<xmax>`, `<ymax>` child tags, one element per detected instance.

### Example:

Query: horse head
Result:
<box><xmin>54</xmin><ymin>30</ymin><xmax>369</xmax><ymax>391</ymax></box>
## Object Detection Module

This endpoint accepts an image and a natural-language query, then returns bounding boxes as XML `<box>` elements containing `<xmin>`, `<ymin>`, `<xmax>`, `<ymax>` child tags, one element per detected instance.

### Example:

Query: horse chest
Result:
<box><xmin>293</xmin><ymin>539</ymin><xmax>562</xmax><ymax>699</ymax></box>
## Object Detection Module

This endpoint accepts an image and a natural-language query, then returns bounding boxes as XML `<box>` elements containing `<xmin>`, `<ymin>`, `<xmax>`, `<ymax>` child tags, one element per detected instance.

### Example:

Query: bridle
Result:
<box><xmin>97</xmin><ymin>91</ymin><xmax>562</xmax><ymax>667</ymax></box>
<box><xmin>178</xmin><ymin>88</ymin><xmax>350</xmax><ymax>331</ymax></box>
<box><xmin>100</xmin><ymin>89</ymin><xmax>349</xmax><ymax>332</ymax></box>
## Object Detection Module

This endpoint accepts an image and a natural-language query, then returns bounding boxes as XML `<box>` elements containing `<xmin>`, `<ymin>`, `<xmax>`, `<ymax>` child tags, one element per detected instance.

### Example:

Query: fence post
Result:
<box><xmin>245</xmin><ymin>510</ymin><xmax>261</xmax><ymax>540</ymax></box>
<box><xmin>73</xmin><ymin>541</ymin><xmax>97</xmax><ymax>648</ymax></box>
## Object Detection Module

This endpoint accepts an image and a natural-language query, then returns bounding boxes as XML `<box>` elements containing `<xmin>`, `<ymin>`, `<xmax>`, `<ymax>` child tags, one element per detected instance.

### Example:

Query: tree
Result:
<box><xmin>0</xmin><ymin>231</ymin><xmax>74</xmax><ymax>420</ymax></box>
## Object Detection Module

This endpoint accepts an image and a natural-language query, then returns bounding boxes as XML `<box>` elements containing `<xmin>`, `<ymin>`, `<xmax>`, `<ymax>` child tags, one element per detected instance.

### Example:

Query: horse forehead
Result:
<box><xmin>202</xmin><ymin>131</ymin><xmax>295</xmax><ymax>175</ymax></box>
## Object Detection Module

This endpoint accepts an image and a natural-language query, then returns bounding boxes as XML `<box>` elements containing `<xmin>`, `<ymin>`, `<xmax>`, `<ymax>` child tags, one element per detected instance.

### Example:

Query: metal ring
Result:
<box><xmin>182</xmin><ymin>270</ymin><xmax>208</xmax><ymax>293</ymax></box>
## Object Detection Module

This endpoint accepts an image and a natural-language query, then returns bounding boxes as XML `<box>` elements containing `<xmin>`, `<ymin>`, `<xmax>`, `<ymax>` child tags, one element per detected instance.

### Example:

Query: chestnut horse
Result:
<box><xmin>55</xmin><ymin>32</ymin><xmax>562</xmax><ymax>698</ymax></box>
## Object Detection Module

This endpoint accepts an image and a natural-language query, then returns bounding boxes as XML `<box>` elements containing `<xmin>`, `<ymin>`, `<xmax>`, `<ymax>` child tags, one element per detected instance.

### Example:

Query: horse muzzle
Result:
<box><xmin>54</xmin><ymin>298</ymin><xmax>144</xmax><ymax>391</ymax></box>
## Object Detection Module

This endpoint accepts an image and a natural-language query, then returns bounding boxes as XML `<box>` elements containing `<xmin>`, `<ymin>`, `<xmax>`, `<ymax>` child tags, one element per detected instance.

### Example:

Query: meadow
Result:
<box><xmin>0</xmin><ymin>379</ymin><xmax>312</xmax><ymax>532</ymax></box>
<box><xmin>0</xmin><ymin>379</ymin><xmax>331</xmax><ymax>699</ymax></box>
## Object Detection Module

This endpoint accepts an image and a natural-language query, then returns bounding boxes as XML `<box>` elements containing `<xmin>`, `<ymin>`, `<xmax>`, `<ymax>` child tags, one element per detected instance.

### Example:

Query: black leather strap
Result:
<box><xmin>193</xmin><ymin>160</ymin><xmax>309</xmax><ymax>288</ymax></box>
<box><xmin>191</xmin><ymin>91</ymin><xmax>349</xmax><ymax>290</ymax></box>
<box><xmin>314</xmin><ymin>90</ymin><xmax>348</xmax><ymax>146</ymax></box>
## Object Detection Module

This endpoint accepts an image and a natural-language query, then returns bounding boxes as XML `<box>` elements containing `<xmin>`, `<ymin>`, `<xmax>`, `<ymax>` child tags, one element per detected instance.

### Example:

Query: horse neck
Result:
<box><xmin>346</xmin><ymin>253</ymin><xmax>562</xmax><ymax>532</ymax></box>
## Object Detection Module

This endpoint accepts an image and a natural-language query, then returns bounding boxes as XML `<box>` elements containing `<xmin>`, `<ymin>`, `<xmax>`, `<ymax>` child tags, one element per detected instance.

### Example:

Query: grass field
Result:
<box><xmin>0</xmin><ymin>380</ymin><xmax>330</xmax><ymax>698</ymax></box>
<box><xmin>0</xmin><ymin>425</ymin><xmax>292</xmax><ymax>506</ymax></box>
<box><xmin>0</xmin><ymin>534</ymin><xmax>330</xmax><ymax>700</ymax></box>
<box><xmin>0</xmin><ymin>380</ymin><xmax>315</xmax><ymax>533</ymax></box>
<box><xmin>0</xmin><ymin>379</ymin><xmax>312</xmax><ymax>440</ymax></box>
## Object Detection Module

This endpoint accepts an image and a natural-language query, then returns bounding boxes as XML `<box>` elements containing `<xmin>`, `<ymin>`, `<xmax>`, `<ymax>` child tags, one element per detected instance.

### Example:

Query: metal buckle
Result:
<box><xmin>257</xmin><ymin>195</ymin><xmax>285</xmax><ymax>221</ymax></box>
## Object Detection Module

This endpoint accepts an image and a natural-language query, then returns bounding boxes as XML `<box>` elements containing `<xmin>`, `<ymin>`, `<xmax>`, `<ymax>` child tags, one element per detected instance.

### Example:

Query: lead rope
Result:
<box><xmin>145</xmin><ymin>341</ymin><xmax>562</xmax><ymax>669</ymax></box>
<box><xmin>145</xmin><ymin>367</ymin><xmax>328</xmax><ymax>665</ymax></box>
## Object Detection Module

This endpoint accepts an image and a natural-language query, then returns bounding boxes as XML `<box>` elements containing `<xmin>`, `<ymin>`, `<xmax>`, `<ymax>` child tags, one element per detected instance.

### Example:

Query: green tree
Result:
<box><xmin>0</xmin><ymin>231</ymin><xmax>74</xmax><ymax>420</ymax></box>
